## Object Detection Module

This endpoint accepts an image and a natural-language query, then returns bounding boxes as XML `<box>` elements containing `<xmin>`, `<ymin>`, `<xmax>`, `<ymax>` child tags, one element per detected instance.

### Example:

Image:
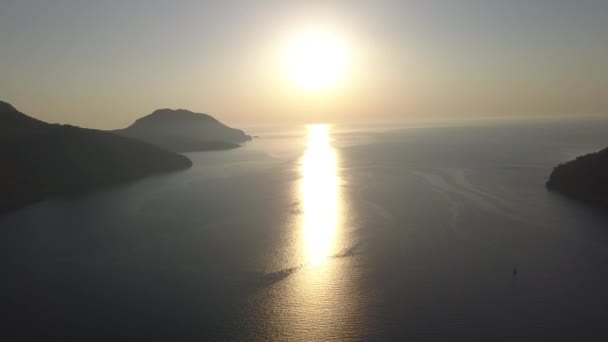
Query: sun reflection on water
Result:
<box><xmin>300</xmin><ymin>124</ymin><xmax>340</xmax><ymax>265</ymax></box>
<box><xmin>248</xmin><ymin>124</ymin><xmax>356</xmax><ymax>340</ymax></box>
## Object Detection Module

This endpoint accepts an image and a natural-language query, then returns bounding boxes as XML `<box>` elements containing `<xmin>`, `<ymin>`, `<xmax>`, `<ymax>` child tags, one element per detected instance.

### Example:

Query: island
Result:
<box><xmin>112</xmin><ymin>108</ymin><xmax>252</xmax><ymax>153</ymax></box>
<box><xmin>0</xmin><ymin>101</ymin><xmax>192</xmax><ymax>212</ymax></box>
<box><xmin>546</xmin><ymin>147</ymin><xmax>608</xmax><ymax>204</ymax></box>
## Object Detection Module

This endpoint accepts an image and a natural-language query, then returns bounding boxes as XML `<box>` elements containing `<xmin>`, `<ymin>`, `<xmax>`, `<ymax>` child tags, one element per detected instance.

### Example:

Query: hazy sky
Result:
<box><xmin>1</xmin><ymin>0</ymin><xmax>607</xmax><ymax>129</ymax></box>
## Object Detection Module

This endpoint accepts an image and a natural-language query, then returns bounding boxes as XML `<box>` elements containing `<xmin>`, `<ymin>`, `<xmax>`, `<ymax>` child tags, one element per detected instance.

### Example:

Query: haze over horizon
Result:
<box><xmin>2</xmin><ymin>0</ymin><xmax>607</xmax><ymax>129</ymax></box>
<box><xmin>3</xmin><ymin>3</ymin><xmax>608</xmax><ymax>340</ymax></box>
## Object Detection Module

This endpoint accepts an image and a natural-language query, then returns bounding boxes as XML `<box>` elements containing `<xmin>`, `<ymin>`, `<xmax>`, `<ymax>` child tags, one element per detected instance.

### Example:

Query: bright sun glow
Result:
<box><xmin>285</xmin><ymin>32</ymin><xmax>349</xmax><ymax>91</ymax></box>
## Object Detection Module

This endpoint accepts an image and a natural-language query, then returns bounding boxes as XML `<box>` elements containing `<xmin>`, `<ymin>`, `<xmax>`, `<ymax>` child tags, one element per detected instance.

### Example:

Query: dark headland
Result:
<box><xmin>0</xmin><ymin>101</ymin><xmax>192</xmax><ymax>213</ymax></box>
<box><xmin>546</xmin><ymin>147</ymin><xmax>608</xmax><ymax>205</ymax></box>
<box><xmin>113</xmin><ymin>108</ymin><xmax>252</xmax><ymax>153</ymax></box>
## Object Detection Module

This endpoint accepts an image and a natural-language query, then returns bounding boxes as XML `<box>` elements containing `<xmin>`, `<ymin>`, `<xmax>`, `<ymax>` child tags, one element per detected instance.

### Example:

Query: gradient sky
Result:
<box><xmin>1</xmin><ymin>0</ymin><xmax>607</xmax><ymax>129</ymax></box>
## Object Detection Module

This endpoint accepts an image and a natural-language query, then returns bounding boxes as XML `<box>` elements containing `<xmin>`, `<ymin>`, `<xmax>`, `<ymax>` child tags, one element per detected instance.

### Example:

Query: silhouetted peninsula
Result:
<box><xmin>0</xmin><ymin>101</ymin><xmax>192</xmax><ymax>212</ymax></box>
<box><xmin>113</xmin><ymin>108</ymin><xmax>251</xmax><ymax>152</ymax></box>
<box><xmin>546</xmin><ymin>147</ymin><xmax>608</xmax><ymax>204</ymax></box>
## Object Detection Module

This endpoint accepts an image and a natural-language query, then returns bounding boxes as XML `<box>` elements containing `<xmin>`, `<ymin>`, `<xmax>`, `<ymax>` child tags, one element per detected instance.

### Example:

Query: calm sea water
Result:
<box><xmin>2</xmin><ymin>119</ymin><xmax>608</xmax><ymax>341</ymax></box>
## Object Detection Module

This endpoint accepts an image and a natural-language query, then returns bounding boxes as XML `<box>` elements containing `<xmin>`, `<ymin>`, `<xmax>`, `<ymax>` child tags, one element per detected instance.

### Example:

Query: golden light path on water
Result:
<box><xmin>248</xmin><ymin>124</ymin><xmax>360</xmax><ymax>340</ymax></box>
<box><xmin>300</xmin><ymin>124</ymin><xmax>340</xmax><ymax>265</ymax></box>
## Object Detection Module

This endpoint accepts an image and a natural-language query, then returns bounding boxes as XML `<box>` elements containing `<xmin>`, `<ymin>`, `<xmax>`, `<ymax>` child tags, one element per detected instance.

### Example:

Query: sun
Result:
<box><xmin>284</xmin><ymin>32</ymin><xmax>349</xmax><ymax>91</ymax></box>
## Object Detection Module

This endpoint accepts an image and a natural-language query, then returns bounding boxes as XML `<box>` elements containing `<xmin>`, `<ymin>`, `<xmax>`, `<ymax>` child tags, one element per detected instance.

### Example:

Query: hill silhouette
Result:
<box><xmin>113</xmin><ymin>108</ymin><xmax>251</xmax><ymax>152</ymax></box>
<box><xmin>546</xmin><ymin>147</ymin><xmax>608</xmax><ymax>204</ymax></box>
<box><xmin>0</xmin><ymin>101</ymin><xmax>48</xmax><ymax>136</ymax></box>
<box><xmin>0</xmin><ymin>101</ymin><xmax>192</xmax><ymax>212</ymax></box>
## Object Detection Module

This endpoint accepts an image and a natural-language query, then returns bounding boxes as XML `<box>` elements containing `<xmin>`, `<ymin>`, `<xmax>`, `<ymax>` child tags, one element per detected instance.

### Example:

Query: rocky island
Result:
<box><xmin>0</xmin><ymin>101</ymin><xmax>192</xmax><ymax>212</ymax></box>
<box><xmin>546</xmin><ymin>147</ymin><xmax>608</xmax><ymax>204</ymax></box>
<box><xmin>113</xmin><ymin>108</ymin><xmax>251</xmax><ymax>153</ymax></box>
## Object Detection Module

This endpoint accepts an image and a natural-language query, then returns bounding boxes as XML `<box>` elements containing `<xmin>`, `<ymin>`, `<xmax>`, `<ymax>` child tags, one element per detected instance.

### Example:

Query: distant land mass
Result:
<box><xmin>0</xmin><ymin>101</ymin><xmax>192</xmax><ymax>213</ymax></box>
<box><xmin>547</xmin><ymin>147</ymin><xmax>608</xmax><ymax>205</ymax></box>
<box><xmin>113</xmin><ymin>109</ymin><xmax>252</xmax><ymax>153</ymax></box>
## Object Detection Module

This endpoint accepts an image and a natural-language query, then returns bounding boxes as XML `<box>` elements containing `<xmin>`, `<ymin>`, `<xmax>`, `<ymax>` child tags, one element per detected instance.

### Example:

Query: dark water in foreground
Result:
<box><xmin>2</xmin><ymin>119</ymin><xmax>608</xmax><ymax>341</ymax></box>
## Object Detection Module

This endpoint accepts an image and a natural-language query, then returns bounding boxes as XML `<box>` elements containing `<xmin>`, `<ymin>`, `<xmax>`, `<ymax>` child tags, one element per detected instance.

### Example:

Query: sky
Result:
<box><xmin>1</xmin><ymin>0</ymin><xmax>607</xmax><ymax>129</ymax></box>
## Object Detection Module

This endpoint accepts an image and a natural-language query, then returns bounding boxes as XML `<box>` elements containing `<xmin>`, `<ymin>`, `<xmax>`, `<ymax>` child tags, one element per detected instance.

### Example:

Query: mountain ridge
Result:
<box><xmin>113</xmin><ymin>108</ymin><xmax>251</xmax><ymax>153</ymax></box>
<box><xmin>546</xmin><ymin>147</ymin><xmax>608</xmax><ymax>205</ymax></box>
<box><xmin>0</xmin><ymin>101</ymin><xmax>192</xmax><ymax>213</ymax></box>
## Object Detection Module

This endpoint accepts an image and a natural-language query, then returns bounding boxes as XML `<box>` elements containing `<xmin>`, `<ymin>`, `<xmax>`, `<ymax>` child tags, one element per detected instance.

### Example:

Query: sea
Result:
<box><xmin>2</xmin><ymin>118</ymin><xmax>608</xmax><ymax>341</ymax></box>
